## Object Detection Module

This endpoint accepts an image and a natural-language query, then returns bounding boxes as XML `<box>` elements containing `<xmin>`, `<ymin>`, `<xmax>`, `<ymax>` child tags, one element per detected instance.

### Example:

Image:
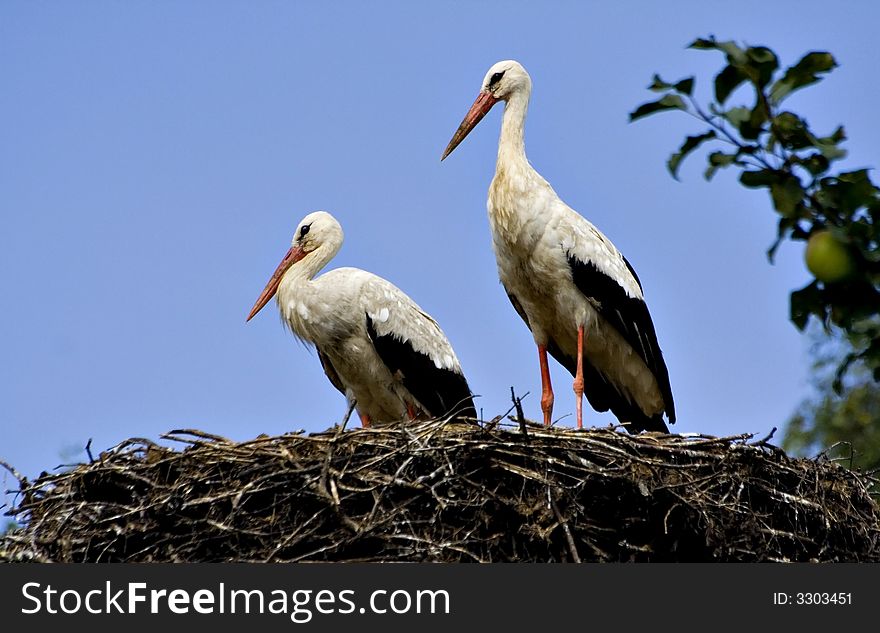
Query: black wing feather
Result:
<box><xmin>567</xmin><ymin>254</ymin><xmax>675</xmax><ymax>430</ymax></box>
<box><xmin>365</xmin><ymin>314</ymin><xmax>476</xmax><ymax>420</ymax></box>
<box><xmin>316</xmin><ymin>347</ymin><xmax>346</xmax><ymax>396</ymax></box>
<box><xmin>622</xmin><ymin>255</ymin><xmax>643</xmax><ymax>291</ymax></box>
<box><xmin>505</xmin><ymin>290</ymin><xmax>531</xmax><ymax>328</ymax></box>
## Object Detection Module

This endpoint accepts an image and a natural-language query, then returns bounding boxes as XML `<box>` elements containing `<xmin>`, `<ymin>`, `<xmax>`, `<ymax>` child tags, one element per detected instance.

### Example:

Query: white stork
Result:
<box><xmin>247</xmin><ymin>211</ymin><xmax>476</xmax><ymax>427</ymax></box>
<box><xmin>442</xmin><ymin>60</ymin><xmax>674</xmax><ymax>433</ymax></box>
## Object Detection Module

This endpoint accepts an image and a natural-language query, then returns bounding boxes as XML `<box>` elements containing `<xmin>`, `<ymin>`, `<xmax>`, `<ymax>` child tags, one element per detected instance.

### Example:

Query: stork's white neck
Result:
<box><xmin>497</xmin><ymin>91</ymin><xmax>529</xmax><ymax>168</ymax></box>
<box><xmin>274</xmin><ymin>240</ymin><xmax>340</xmax><ymax>340</ymax></box>
<box><xmin>280</xmin><ymin>241</ymin><xmax>339</xmax><ymax>289</ymax></box>
<box><xmin>489</xmin><ymin>89</ymin><xmax>542</xmax><ymax>237</ymax></box>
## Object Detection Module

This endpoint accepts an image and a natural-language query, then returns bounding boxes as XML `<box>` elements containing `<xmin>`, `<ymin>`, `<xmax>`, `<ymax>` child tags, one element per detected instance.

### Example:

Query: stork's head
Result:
<box><xmin>480</xmin><ymin>60</ymin><xmax>531</xmax><ymax>101</ymax></box>
<box><xmin>246</xmin><ymin>211</ymin><xmax>344</xmax><ymax>322</ymax></box>
<box><xmin>442</xmin><ymin>60</ymin><xmax>531</xmax><ymax>160</ymax></box>
<box><xmin>291</xmin><ymin>211</ymin><xmax>344</xmax><ymax>258</ymax></box>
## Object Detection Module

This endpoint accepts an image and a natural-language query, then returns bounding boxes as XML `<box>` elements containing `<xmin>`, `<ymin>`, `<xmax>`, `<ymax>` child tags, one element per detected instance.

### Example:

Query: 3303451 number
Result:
<box><xmin>796</xmin><ymin>593</ymin><xmax>852</xmax><ymax>605</ymax></box>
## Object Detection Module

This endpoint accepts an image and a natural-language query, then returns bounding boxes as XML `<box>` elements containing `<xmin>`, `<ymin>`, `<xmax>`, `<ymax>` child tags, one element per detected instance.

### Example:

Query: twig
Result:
<box><xmin>510</xmin><ymin>387</ymin><xmax>527</xmax><ymax>437</ymax></box>
<box><xmin>486</xmin><ymin>391</ymin><xmax>529</xmax><ymax>432</ymax></box>
<box><xmin>0</xmin><ymin>459</ymin><xmax>26</xmax><ymax>486</ymax></box>
<box><xmin>340</xmin><ymin>400</ymin><xmax>356</xmax><ymax>428</ymax></box>
<box><xmin>549</xmin><ymin>493</ymin><xmax>581</xmax><ymax>563</ymax></box>
<box><xmin>753</xmin><ymin>427</ymin><xmax>777</xmax><ymax>445</ymax></box>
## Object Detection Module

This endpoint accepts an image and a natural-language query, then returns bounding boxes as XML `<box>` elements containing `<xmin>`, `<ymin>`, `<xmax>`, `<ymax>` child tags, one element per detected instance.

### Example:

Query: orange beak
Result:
<box><xmin>246</xmin><ymin>244</ymin><xmax>306</xmax><ymax>322</ymax></box>
<box><xmin>441</xmin><ymin>91</ymin><xmax>499</xmax><ymax>160</ymax></box>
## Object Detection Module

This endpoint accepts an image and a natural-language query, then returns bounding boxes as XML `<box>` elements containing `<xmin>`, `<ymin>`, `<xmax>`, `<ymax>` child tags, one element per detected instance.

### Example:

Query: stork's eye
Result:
<box><xmin>300</xmin><ymin>224</ymin><xmax>311</xmax><ymax>238</ymax></box>
<box><xmin>489</xmin><ymin>71</ymin><xmax>505</xmax><ymax>87</ymax></box>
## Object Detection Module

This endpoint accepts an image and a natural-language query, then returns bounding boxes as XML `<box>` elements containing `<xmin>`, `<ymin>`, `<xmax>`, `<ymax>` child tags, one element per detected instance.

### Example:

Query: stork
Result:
<box><xmin>247</xmin><ymin>211</ymin><xmax>477</xmax><ymax>427</ymax></box>
<box><xmin>442</xmin><ymin>60</ymin><xmax>674</xmax><ymax>433</ymax></box>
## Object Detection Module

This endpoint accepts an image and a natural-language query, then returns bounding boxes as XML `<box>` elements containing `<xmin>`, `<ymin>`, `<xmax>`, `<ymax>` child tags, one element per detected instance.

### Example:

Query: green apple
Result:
<box><xmin>805</xmin><ymin>230</ymin><xmax>856</xmax><ymax>283</ymax></box>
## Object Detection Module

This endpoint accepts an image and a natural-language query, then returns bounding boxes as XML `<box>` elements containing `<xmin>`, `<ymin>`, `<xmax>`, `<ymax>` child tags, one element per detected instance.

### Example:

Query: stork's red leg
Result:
<box><xmin>359</xmin><ymin>412</ymin><xmax>372</xmax><ymax>428</ymax></box>
<box><xmin>538</xmin><ymin>344</ymin><xmax>554</xmax><ymax>426</ymax></box>
<box><xmin>574</xmin><ymin>325</ymin><xmax>585</xmax><ymax>429</ymax></box>
<box><xmin>406</xmin><ymin>402</ymin><xmax>418</xmax><ymax>421</ymax></box>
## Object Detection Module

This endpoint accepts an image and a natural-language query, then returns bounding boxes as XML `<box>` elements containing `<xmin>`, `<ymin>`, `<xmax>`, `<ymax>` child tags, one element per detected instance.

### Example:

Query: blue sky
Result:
<box><xmin>3</xmin><ymin>1</ymin><xmax>879</xmax><ymax>507</ymax></box>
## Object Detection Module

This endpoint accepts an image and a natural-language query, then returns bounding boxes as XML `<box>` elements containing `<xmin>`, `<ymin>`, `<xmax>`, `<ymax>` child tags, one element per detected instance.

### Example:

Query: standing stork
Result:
<box><xmin>442</xmin><ymin>60</ymin><xmax>674</xmax><ymax>433</ymax></box>
<box><xmin>247</xmin><ymin>211</ymin><xmax>476</xmax><ymax>427</ymax></box>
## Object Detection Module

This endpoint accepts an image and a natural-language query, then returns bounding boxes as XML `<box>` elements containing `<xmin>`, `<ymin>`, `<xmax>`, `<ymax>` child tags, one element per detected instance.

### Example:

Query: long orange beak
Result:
<box><xmin>441</xmin><ymin>91</ymin><xmax>499</xmax><ymax>160</ymax></box>
<box><xmin>246</xmin><ymin>244</ymin><xmax>306</xmax><ymax>322</ymax></box>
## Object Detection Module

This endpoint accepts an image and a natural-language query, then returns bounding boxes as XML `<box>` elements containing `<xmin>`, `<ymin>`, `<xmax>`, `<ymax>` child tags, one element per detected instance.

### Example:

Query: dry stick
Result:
<box><xmin>165</xmin><ymin>429</ymin><xmax>232</xmax><ymax>443</ymax></box>
<box><xmin>548</xmin><ymin>491</ymin><xmax>581</xmax><ymax>563</ymax></box>
<box><xmin>485</xmin><ymin>391</ymin><xmax>529</xmax><ymax>432</ymax></box>
<box><xmin>340</xmin><ymin>401</ymin><xmax>356</xmax><ymax>427</ymax></box>
<box><xmin>510</xmin><ymin>387</ymin><xmax>528</xmax><ymax>437</ymax></box>
<box><xmin>752</xmin><ymin>426</ymin><xmax>777</xmax><ymax>446</ymax></box>
<box><xmin>320</xmin><ymin>417</ymin><xmax>348</xmax><ymax>501</ymax></box>
<box><xmin>0</xmin><ymin>459</ymin><xmax>26</xmax><ymax>486</ymax></box>
<box><xmin>822</xmin><ymin>441</ymin><xmax>855</xmax><ymax>470</ymax></box>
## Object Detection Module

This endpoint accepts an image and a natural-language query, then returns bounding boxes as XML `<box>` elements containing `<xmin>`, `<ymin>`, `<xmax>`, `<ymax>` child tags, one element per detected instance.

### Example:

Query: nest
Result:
<box><xmin>2</xmin><ymin>418</ymin><xmax>879</xmax><ymax>562</ymax></box>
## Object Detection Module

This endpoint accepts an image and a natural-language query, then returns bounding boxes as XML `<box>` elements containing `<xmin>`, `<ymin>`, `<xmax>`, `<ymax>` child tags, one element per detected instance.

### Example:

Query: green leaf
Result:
<box><xmin>772</xmin><ymin>111</ymin><xmax>803</xmax><ymax>130</ymax></box>
<box><xmin>869</xmin><ymin>200</ymin><xmax>880</xmax><ymax>226</ymax></box>
<box><xmin>837</xmin><ymin>169</ymin><xmax>877</xmax><ymax>190</ymax></box>
<box><xmin>629</xmin><ymin>94</ymin><xmax>687</xmax><ymax>122</ymax></box>
<box><xmin>837</xmin><ymin>169</ymin><xmax>880</xmax><ymax>214</ymax></box>
<box><xmin>704</xmin><ymin>151</ymin><xmax>738</xmax><ymax>180</ymax></box>
<box><xmin>745</xmin><ymin>46</ymin><xmax>779</xmax><ymax>87</ymax></box>
<box><xmin>826</xmin><ymin>125</ymin><xmax>846</xmax><ymax>144</ymax></box>
<box><xmin>674</xmin><ymin>77</ymin><xmax>695</xmax><ymax>96</ymax></box>
<box><xmin>740</xmin><ymin>98</ymin><xmax>770</xmax><ymax>140</ymax></box>
<box><xmin>813</xmin><ymin>126</ymin><xmax>848</xmax><ymax>161</ymax></box>
<box><xmin>688</xmin><ymin>37</ymin><xmax>747</xmax><ymax>64</ymax></box>
<box><xmin>771</xmin><ymin>111</ymin><xmax>812</xmax><ymax>150</ymax></box>
<box><xmin>815</xmin><ymin>183</ymin><xmax>839</xmax><ymax>211</ymax></box>
<box><xmin>816</xmin><ymin>170</ymin><xmax>878</xmax><ymax>219</ymax></box>
<box><xmin>710</xmin><ymin>44</ymin><xmax>778</xmax><ymax>106</ymax></box>
<box><xmin>740</xmin><ymin>169</ymin><xmax>781</xmax><ymax>188</ymax></box>
<box><xmin>648</xmin><ymin>74</ymin><xmax>674</xmax><ymax>92</ymax></box>
<box><xmin>815</xmin><ymin>141</ymin><xmax>847</xmax><ymax>162</ymax></box>
<box><xmin>688</xmin><ymin>37</ymin><xmax>718</xmax><ymax>50</ymax></box>
<box><xmin>770</xmin><ymin>176</ymin><xmax>805</xmax><ymax>217</ymax></box>
<box><xmin>722</xmin><ymin>106</ymin><xmax>751</xmax><ymax>128</ymax></box>
<box><xmin>794</xmin><ymin>153</ymin><xmax>830</xmax><ymax>177</ymax></box>
<box><xmin>667</xmin><ymin>130</ymin><xmax>716</xmax><ymax>180</ymax></box>
<box><xmin>770</xmin><ymin>51</ymin><xmax>838</xmax><ymax>104</ymax></box>
<box><xmin>649</xmin><ymin>74</ymin><xmax>695</xmax><ymax>96</ymax></box>
<box><xmin>790</xmin><ymin>280</ymin><xmax>824</xmax><ymax>330</ymax></box>
<box><xmin>768</xmin><ymin>217</ymin><xmax>797</xmax><ymax>262</ymax></box>
<box><xmin>717</xmin><ymin>40</ymin><xmax>747</xmax><ymax>64</ymax></box>
<box><xmin>747</xmin><ymin>46</ymin><xmax>777</xmax><ymax>65</ymax></box>
<box><xmin>714</xmin><ymin>64</ymin><xmax>747</xmax><ymax>104</ymax></box>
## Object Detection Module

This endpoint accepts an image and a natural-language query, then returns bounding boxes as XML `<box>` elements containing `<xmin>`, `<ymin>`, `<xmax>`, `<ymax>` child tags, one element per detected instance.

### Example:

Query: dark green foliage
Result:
<box><xmin>784</xmin><ymin>328</ymin><xmax>880</xmax><ymax>487</ymax></box>
<box><xmin>631</xmin><ymin>35</ymin><xmax>880</xmax><ymax>388</ymax></box>
<box><xmin>668</xmin><ymin>131</ymin><xmax>716</xmax><ymax>180</ymax></box>
<box><xmin>629</xmin><ymin>93</ymin><xmax>686</xmax><ymax>121</ymax></box>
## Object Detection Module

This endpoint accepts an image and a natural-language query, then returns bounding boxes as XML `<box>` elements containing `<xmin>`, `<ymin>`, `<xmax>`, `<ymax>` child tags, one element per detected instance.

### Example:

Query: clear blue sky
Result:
<box><xmin>3</xmin><ymin>1</ymin><xmax>879</xmax><ymax>507</ymax></box>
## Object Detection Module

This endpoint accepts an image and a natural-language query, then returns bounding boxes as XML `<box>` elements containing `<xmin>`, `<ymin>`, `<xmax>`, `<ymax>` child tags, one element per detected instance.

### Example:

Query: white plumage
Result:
<box><xmin>247</xmin><ymin>211</ymin><xmax>476</xmax><ymax>427</ymax></box>
<box><xmin>443</xmin><ymin>60</ymin><xmax>674</xmax><ymax>433</ymax></box>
